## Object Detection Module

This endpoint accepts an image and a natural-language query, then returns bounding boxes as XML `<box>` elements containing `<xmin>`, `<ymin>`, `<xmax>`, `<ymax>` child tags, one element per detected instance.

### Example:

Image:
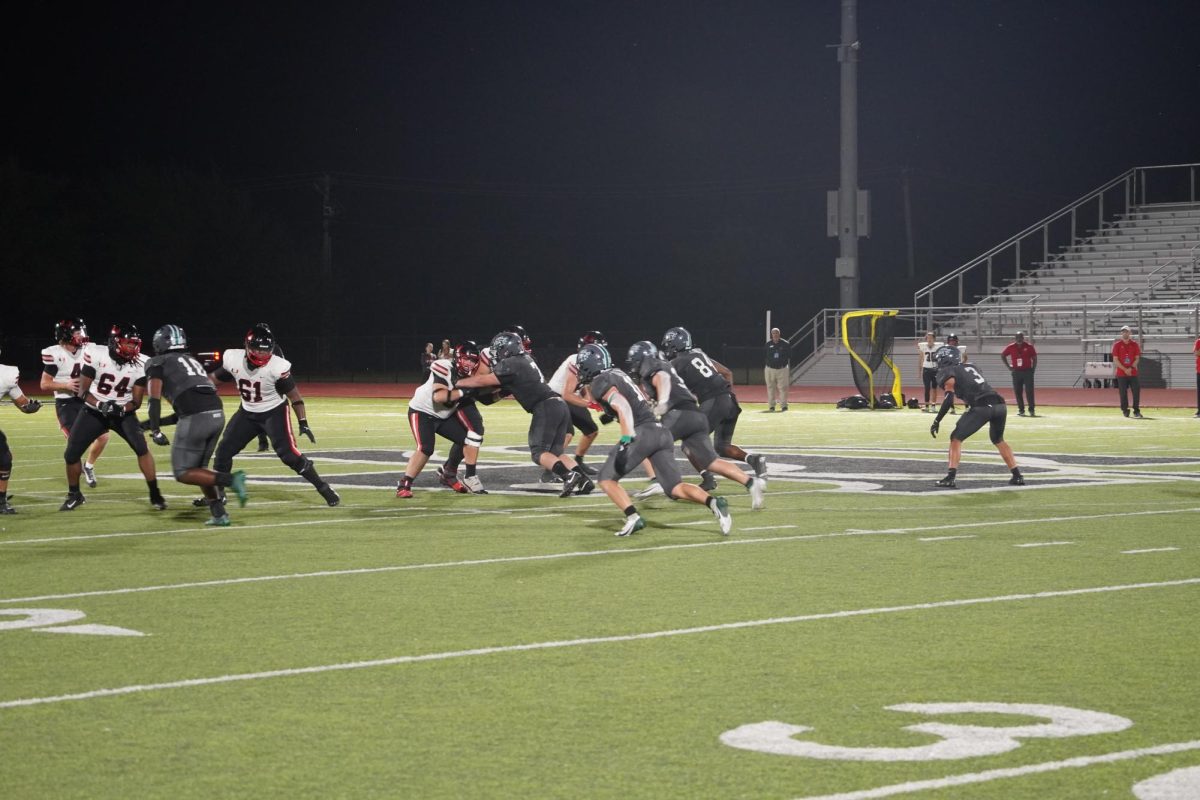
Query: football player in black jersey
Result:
<box><xmin>661</xmin><ymin>327</ymin><xmax>766</xmax><ymax>487</ymax></box>
<box><xmin>455</xmin><ymin>330</ymin><xmax>594</xmax><ymax>496</ymax></box>
<box><xmin>576</xmin><ymin>344</ymin><xmax>732</xmax><ymax>536</ymax></box>
<box><xmin>143</xmin><ymin>325</ymin><xmax>248</xmax><ymax>526</ymax></box>
<box><xmin>627</xmin><ymin>340</ymin><xmax>764</xmax><ymax>509</ymax></box>
<box><xmin>929</xmin><ymin>346</ymin><xmax>1024</xmax><ymax>488</ymax></box>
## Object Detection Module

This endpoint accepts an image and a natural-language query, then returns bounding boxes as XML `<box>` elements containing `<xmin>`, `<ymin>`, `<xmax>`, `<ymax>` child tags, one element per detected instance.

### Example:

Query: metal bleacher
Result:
<box><xmin>787</xmin><ymin>163</ymin><xmax>1200</xmax><ymax>389</ymax></box>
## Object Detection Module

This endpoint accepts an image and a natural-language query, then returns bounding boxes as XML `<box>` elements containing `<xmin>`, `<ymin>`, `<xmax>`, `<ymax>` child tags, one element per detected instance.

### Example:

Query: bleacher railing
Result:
<box><xmin>912</xmin><ymin>163</ymin><xmax>1200</xmax><ymax>310</ymax></box>
<box><xmin>788</xmin><ymin>300</ymin><xmax>1200</xmax><ymax>380</ymax></box>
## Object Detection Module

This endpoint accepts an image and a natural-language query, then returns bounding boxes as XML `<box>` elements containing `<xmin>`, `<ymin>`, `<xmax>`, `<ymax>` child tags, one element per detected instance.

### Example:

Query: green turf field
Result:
<box><xmin>2</xmin><ymin>398</ymin><xmax>1198</xmax><ymax>798</ymax></box>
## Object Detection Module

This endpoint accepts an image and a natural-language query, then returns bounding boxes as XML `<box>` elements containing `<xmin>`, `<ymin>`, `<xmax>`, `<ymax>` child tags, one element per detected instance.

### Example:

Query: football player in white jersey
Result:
<box><xmin>40</xmin><ymin>318</ymin><xmax>110</xmax><ymax>487</ymax></box>
<box><xmin>1</xmin><ymin>338</ymin><xmax>44</xmax><ymax>514</ymax></box>
<box><xmin>60</xmin><ymin>323</ymin><xmax>166</xmax><ymax>511</ymax></box>
<box><xmin>395</xmin><ymin>341</ymin><xmax>488</xmax><ymax>498</ymax></box>
<box><xmin>210</xmin><ymin>324</ymin><xmax>340</xmax><ymax>506</ymax></box>
<box><xmin>547</xmin><ymin>330</ymin><xmax>606</xmax><ymax>476</ymax></box>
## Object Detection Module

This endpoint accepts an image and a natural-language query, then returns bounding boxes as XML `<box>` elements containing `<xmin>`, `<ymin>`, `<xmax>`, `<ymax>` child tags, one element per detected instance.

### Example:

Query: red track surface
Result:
<box><xmin>293</xmin><ymin>383</ymin><xmax>1198</xmax><ymax>409</ymax></box>
<box><xmin>17</xmin><ymin>381</ymin><xmax>1195</xmax><ymax>409</ymax></box>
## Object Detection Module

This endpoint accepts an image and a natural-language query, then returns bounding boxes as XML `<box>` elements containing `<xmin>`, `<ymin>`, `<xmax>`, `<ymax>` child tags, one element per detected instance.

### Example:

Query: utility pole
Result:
<box><xmin>902</xmin><ymin>167</ymin><xmax>915</xmax><ymax>280</ymax></box>
<box><xmin>320</xmin><ymin>173</ymin><xmax>334</xmax><ymax>370</ymax></box>
<box><xmin>835</xmin><ymin>0</ymin><xmax>861</xmax><ymax>309</ymax></box>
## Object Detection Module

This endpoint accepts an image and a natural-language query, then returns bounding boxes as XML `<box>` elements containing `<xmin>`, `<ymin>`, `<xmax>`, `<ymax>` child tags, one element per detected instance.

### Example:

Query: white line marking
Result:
<box><xmin>919</xmin><ymin>535</ymin><xmax>977</xmax><ymax>542</ymax></box>
<box><xmin>2</xmin><ymin>578</ymin><xmax>1197</xmax><ymax>711</ymax></box>
<box><xmin>741</xmin><ymin>525</ymin><xmax>799</xmax><ymax>532</ymax></box>
<box><xmin>844</xmin><ymin>506</ymin><xmax>1200</xmax><ymax>536</ymax></box>
<box><xmin>511</xmin><ymin>514</ymin><xmax>565</xmax><ymax>519</ymax></box>
<box><xmin>674</xmin><ymin>519</ymin><xmax>717</xmax><ymax>526</ymax></box>
<box><xmin>1015</xmin><ymin>541</ymin><xmax>1074</xmax><ymax>548</ymax></box>
<box><xmin>792</xmin><ymin>739</ymin><xmax>1200</xmax><ymax>800</ymax></box>
<box><xmin>1122</xmin><ymin>547</ymin><xmax>1180</xmax><ymax>554</ymax></box>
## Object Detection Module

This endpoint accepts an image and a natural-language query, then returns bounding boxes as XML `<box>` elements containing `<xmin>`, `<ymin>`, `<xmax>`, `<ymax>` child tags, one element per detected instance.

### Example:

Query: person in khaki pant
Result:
<box><xmin>764</xmin><ymin>328</ymin><xmax>790</xmax><ymax>412</ymax></box>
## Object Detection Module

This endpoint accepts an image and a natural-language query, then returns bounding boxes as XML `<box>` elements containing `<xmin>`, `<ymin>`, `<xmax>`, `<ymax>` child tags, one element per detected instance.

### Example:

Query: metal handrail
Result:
<box><xmin>914</xmin><ymin>162</ymin><xmax>1200</xmax><ymax>309</ymax></box>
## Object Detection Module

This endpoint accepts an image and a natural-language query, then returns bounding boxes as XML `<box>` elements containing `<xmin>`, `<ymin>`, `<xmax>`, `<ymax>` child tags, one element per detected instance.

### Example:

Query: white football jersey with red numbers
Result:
<box><xmin>410</xmin><ymin>358</ymin><xmax>460</xmax><ymax>419</ymax></box>
<box><xmin>548</xmin><ymin>354</ymin><xmax>578</xmax><ymax>395</ymax></box>
<box><xmin>221</xmin><ymin>349</ymin><xmax>292</xmax><ymax>413</ymax></box>
<box><xmin>0</xmin><ymin>364</ymin><xmax>21</xmax><ymax>400</ymax></box>
<box><xmin>84</xmin><ymin>348</ymin><xmax>148</xmax><ymax>407</ymax></box>
<box><xmin>41</xmin><ymin>344</ymin><xmax>88</xmax><ymax>399</ymax></box>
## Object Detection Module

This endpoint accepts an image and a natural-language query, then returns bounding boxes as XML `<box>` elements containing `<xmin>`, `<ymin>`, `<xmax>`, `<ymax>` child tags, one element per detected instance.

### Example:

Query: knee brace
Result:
<box><xmin>465</xmin><ymin>430</ymin><xmax>483</xmax><ymax>449</ymax></box>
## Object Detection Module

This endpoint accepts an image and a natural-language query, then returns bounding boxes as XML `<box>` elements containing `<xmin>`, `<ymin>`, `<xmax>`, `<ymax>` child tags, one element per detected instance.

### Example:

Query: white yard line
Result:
<box><xmin>1014</xmin><ymin>541</ymin><xmax>1075</xmax><ymax>548</ymax></box>
<box><xmin>1122</xmin><ymin>547</ymin><xmax>1181</xmax><ymax>554</ymax></box>
<box><xmin>2</xmin><ymin>577</ymin><xmax>1197</xmax><ymax>711</ymax></box>
<box><xmin>5</xmin><ymin>507</ymin><xmax>1200</xmax><ymax>603</ymax></box>
<box><xmin>792</xmin><ymin>739</ymin><xmax>1200</xmax><ymax>800</ymax></box>
<box><xmin>919</xmin><ymin>535</ymin><xmax>977</xmax><ymax>542</ymax></box>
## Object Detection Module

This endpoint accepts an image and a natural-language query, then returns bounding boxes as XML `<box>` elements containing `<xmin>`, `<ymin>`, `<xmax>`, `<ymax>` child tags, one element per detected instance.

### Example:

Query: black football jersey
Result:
<box><xmin>492</xmin><ymin>353</ymin><xmax>556</xmax><ymax>412</ymax></box>
<box><xmin>146</xmin><ymin>352</ymin><xmax>220</xmax><ymax>404</ymax></box>
<box><xmin>670</xmin><ymin>348</ymin><xmax>730</xmax><ymax>402</ymax></box>
<box><xmin>635</xmin><ymin>356</ymin><xmax>699</xmax><ymax>411</ymax></box>
<box><xmin>590</xmin><ymin>368</ymin><xmax>657</xmax><ymax>427</ymax></box>
<box><xmin>937</xmin><ymin>363</ymin><xmax>1003</xmax><ymax>407</ymax></box>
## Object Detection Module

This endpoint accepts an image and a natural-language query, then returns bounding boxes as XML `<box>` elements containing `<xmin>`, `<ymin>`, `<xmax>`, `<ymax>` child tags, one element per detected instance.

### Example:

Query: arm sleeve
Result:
<box><xmin>275</xmin><ymin>375</ymin><xmax>297</xmax><ymax>395</ymax></box>
<box><xmin>82</xmin><ymin>365</ymin><xmax>97</xmax><ymax>379</ymax></box>
<box><xmin>213</xmin><ymin>368</ymin><xmax>234</xmax><ymax>383</ymax></box>
<box><xmin>43</xmin><ymin>364</ymin><xmax>59</xmax><ymax>377</ymax></box>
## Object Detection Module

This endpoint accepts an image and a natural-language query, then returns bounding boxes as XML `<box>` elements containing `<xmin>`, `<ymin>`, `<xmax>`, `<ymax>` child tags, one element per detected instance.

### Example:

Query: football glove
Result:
<box><xmin>598</xmin><ymin>412</ymin><xmax>615</xmax><ymax>425</ymax></box>
<box><xmin>930</xmin><ymin>420</ymin><xmax>940</xmax><ymax>438</ymax></box>
<box><xmin>97</xmin><ymin>400</ymin><xmax>125</xmax><ymax>420</ymax></box>
<box><xmin>150</xmin><ymin>430</ymin><xmax>170</xmax><ymax>446</ymax></box>
<box><xmin>19</xmin><ymin>399</ymin><xmax>42</xmax><ymax>414</ymax></box>
<box><xmin>298</xmin><ymin>420</ymin><xmax>316</xmax><ymax>443</ymax></box>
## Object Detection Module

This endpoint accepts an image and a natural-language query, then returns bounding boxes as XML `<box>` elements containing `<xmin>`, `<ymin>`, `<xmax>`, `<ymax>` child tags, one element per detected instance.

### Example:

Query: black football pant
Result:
<box><xmin>1011</xmin><ymin>371</ymin><xmax>1035</xmax><ymax>413</ymax></box>
<box><xmin>65</xmin><ymin>406</ymin><xmax>148</xmax><ymax>464</ymax></box>
<box><xmin>214</xmin><ymin>404</ymin><xmax>306</xmax><ymax>473</ymax></box>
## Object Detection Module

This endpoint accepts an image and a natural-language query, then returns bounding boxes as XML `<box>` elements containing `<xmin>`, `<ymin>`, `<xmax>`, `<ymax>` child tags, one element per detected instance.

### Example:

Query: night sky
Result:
<box><xmin>4</xmin><ymin>1</ymin><xmax>1199</xmax><ymax>365</ymax></box>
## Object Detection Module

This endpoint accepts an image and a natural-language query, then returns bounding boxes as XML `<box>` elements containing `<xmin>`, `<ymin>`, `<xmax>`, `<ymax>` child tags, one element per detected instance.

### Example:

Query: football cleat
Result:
<box><xmin>318</xmin><ymin>484</ymin><xmax>341</xmax><ymax>506</ymax></box>
<box><xmin>462</xmin><ymin>475</ymin><xmax>488</xmax><ymax>495</ymax></box>
<box><xmin>205</xmin><ymin>514</ymin><xmax>232</xmax><ymax>527</ymax></box>
<box><xmin>573</xmin><ymin>474</ymin><xmax>595</xmax><ymax>495</ymax></box>
<box><xmin>748</xmin><ymin>477</ymin><xmax>765</xmax><ymax>510</ymax></box>
<box><xmin>559</xmin><ymin>470</ymin><xmax>585</xmax><ymax>498</ymax></box>
<box><xmin>0</xmin><ymin>502</ymin><xmax>15</xmax><ymax>515</ymax></box>
<box><xmin>711</xmin><ymin>496</ymin><xmax>733</xmax><ymax>535</ymax></box>
<box><xmin>59</xmin><ymin>491</ymin><xmax>86</xmax><ymax>511</ymax></box>
<box><xmin>438</xmin><ymin>467</ymin><xmax>469</xmax><ymax>494</ymax></box>
<box><xmin>395</xmin><ymin>483</ymin><xmax>414</xmax><ymax>499</ymax></box>
<box><xmin>230</xmin><ymin>470</ymin><xmax>249</xmax><ymax>507</ymax></box>
<box><xmin>256</xmin><ymin>436</ymin><xmax>270</xmax><ymax>452</ymax></box>
<box><xmin>615</xmin><ymin>514</ymin><xmax>646</xmax><ymax>537</ymax></box>
<box><xmin>82</xmin><ymin>463</ymin><xmax>98</xmax><ymax>488</ymax></box>
<box><xmin>539</xmin><ymin>469</ymin><xmax>563</xmax><ymax>484</ymax></box>
<box><xmin>193</xmin><ymin>496</ymin><xmax>211</xmax><ymax>508</ymax></box>
<box><xmin>935</xmin><ymin>476</ymin><xmax>957</xmax><ymax>488</ymax></box>
<box><xmin>698</xmin><ymin>472</ymin><xmax>717</xmax><ymax>491</ymax></box>
<box><xmin>150</xmin><ymin>494</ymin><xmax>167</xmax><ymax>511</ymax></box>
<box><xmin>1008</xmin><ymin>474</ymin><xmax>1026</xmax><ymax>486</ymax></box>
<box><xmin>634</xmin><ymin>481</ymin><xmax>665</xmax><ymax>499</ymax></box>
<box><xmin>1133</xmin><ymin>411</ymin><xmax>1144</xmax><ymax>419</ymax></box>
<box><xmin>746</xmin><ymin>454</ymin><xmax>768</xmax><ymax>478</ymax></box>
<box><xmin>575</xmin><ymin>461</ymin><xmax>598</xmax><ymax>477</ymax></box>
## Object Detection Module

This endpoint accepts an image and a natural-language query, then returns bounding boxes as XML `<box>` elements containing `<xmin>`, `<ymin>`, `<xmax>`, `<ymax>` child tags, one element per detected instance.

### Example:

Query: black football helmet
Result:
<box><xmin>934</xmin><ymin>345</ymin><xmax>961</xmax><ymax>368</ymax></box>
<box><xmin>152</xmin><ymin>324</ymin><xmax>188</xmax><ymax>355</ymax></box>
<box><xmin>945</xmin><ymin>332</ymin><xmax>960</xmax><ymax>344</ymax></box>
<box><xmin>505</xmin><ymin>325</ymin><xmax>532</xmax><ymax>353</ymax></box>
<box><xmin>660</xmin><ymin>326</ymin><xmax>693</xmax><ymax>359</ymax></box>
<box><xmin>54</xmin><ymin>318</ymin><xmax>89</xmax><ymax>347</ymax></box>
<box><xmin>576</xmin><ymin>343</ymin><xmax>612</xmax><ymax>386</ymax></box>
<box><xmin>108</xmin><ymin>323</ymin><xmax>142</xmax><ymax>363</ymax></box>
<box><xmin>454</xmin><ymin>340</ymin><xmax>481</xmax><ymax>377</ymax></box>
<box><xmin>245</xmin><ymin>324</ymin><xmax>274</xmax><ymax>367</ymax></box>
<box><xmin>626</xmin><ymin>340</ymin><xmax>659</xmax><ymax>375</ymax></box>
<box><xmin>577</xmin><ymin>330</ymin><xmax>607</xmax><ymax>350</ymax></box>
<box><xmin>490</xmin><ymin>331</ymin><xmax>525</xmax><ymax>362</ymax></box>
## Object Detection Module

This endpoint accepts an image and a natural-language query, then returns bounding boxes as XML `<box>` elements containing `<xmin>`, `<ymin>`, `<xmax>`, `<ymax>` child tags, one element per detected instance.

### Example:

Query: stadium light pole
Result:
<box><xmin>836</xmin><ymin>0</ymin><xmax>860</xmax><ymax>309</ymax></box>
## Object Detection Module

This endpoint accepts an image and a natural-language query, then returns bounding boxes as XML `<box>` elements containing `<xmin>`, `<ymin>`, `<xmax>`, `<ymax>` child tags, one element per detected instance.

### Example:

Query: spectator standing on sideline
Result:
<box><xmin>1192</xmin><ymin>335</ymin><xmax>1199</xmax><ymax>417</ymax></box>
<box><xmin>420</xmin><ymin>342</ymin><xmax>435</xmax><ymax>382</ymax></box>
<box><xmin>1112</xmin><ymin>325</ymin><xmax>1142</xmax><ymax>418</ymax></box>
<box><xmin>917</xmin><ymin>332</ymin><xmax>941</xmax><ymax>412</ymax></box>
<box><xmin>438</xmin><ymin>339</ymin><xmax>453</xmax><ymax>360</ymax></box>
<box><xmin>1001</xmin><ymin>331</ymin><xmax>1038</xmax><ymax>417</ymax></box>
<box><xmin>764</xmin><ymin>327</ymin><xmax>790</xmax><ymax>412</ymax></box>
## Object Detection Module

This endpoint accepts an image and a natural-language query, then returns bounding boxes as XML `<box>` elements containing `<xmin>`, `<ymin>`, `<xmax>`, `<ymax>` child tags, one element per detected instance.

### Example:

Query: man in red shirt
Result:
<box><xmin>1001</xmin><ymin>331</ymin><xmax>1038</xmax><ymax>417</ymax></box>
<box><xmin>1112</xmin><ymin>326</ymin><xmax>1142</xmax><ymax>418</ymax></box>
